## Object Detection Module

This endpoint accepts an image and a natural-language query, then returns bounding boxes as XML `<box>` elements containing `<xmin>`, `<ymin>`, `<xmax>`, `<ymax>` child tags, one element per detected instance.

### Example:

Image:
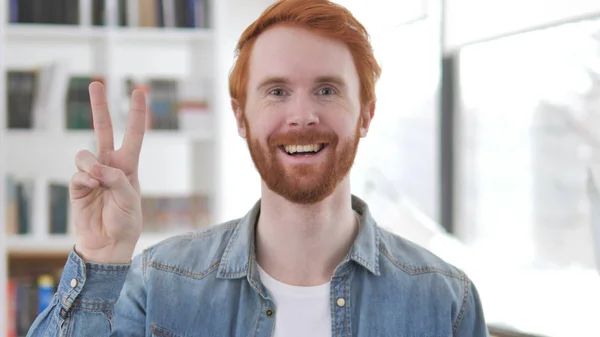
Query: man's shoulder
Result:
<box><xmin>376</xmin><ymin>225</ymin><xmax>467</xmax><ymax>282</ymax></box>
<box><xmin>372</xmin><ymin>225</ymin><xmax>486</xmax><ymax>334</ymax></box>
<box><xmin>138</xmin><ymin>219</ymin><xmax>242</xmax><ymax>274</ymax></box>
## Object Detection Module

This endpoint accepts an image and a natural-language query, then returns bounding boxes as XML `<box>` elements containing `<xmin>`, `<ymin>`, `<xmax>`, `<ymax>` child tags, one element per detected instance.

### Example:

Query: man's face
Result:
<box><xmin>234</xmin><ymin>25</ymin><xmax>372</xmax><ymax>204</ymax></box>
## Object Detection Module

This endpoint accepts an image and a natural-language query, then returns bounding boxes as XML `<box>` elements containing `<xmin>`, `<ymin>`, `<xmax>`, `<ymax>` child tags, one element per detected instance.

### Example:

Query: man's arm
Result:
<box><xmin>454</xmin><ymin>277</ymin><xmax>490</xmax><ymax>337</ymax></box>
<box><xmin>26</xmin><ymin>249</ymin><xmax>146</xmax><ymax>336</ymax></box>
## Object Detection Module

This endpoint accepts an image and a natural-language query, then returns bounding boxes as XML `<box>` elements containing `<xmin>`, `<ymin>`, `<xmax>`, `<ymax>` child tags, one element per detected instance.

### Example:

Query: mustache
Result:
<box><xmin>267</xmin><ymin>129</ymin><xmax>338</xmax><ymax>147</ymax></box>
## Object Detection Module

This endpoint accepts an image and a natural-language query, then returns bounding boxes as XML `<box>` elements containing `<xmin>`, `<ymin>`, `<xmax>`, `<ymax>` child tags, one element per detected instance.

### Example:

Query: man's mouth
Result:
<box><xmin>279</xmin><ymin>143</ymin><xmax>328</xmax><ymax>156</ymax></box>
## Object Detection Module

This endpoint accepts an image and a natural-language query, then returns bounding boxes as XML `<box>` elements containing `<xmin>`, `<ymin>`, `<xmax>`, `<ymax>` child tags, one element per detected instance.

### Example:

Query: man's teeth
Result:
<box><xmin>283</xmin><ymin>144</ymin><xmax>324</xmax><ymax>154</ymax></box>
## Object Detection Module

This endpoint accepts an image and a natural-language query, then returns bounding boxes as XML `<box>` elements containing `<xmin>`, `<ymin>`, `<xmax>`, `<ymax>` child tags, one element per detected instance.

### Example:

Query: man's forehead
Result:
<box><xmin>248</xmin><ymin>25</ymin><xmax>357</xmax><ymax>85</ymax></box>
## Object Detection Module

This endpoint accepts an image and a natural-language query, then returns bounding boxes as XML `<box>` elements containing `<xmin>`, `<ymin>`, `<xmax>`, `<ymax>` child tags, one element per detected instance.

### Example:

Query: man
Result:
<box><xmin>27</xmin><ymin>0</ymin><xmax>489</xmax><ymax>336</ymax></box>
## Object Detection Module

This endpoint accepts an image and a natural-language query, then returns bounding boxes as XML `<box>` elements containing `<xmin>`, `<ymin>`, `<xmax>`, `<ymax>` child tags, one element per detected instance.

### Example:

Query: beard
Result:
<box><xmin>245</xmin><ymin>116</ymin><xmax>361</xmax><ymax>204</ymax></box>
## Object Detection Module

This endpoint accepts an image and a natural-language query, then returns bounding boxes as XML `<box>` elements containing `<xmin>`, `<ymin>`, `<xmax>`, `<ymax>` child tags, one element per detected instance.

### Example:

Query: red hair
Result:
<box><xmin>228</xmin><ymin>0</ymin><xmax>381</xmax><ymax>111</ymax></box>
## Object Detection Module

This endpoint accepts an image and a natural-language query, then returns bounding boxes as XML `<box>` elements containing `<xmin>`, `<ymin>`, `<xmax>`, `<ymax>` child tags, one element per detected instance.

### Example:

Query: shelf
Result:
<box><xmin>5</xmin><ymin>128</ymin><xmax>214</xmax><ymax>196</ymax></box>
<box><xmin>1</xmin><ymin>0</ymin><xmax>219</xmax><ymax>333</ymax></box>
<box><xmin>6</xmin><ymin>233</ymin><xmax>185</xmax><ymax>258</ymax></box>
<box><xmin>112</xmin><ymin>27</ymin><xmax>212</xmax><ymax>43</ymax></box>
<box><xmin>6</xmin><ymin>24</ymin><xmax>107</xmax><ymax>40</ymax></box>
<box><xmin>6</xmin><ymin>129</ymin><xmax>213</xmax><ymax>142</ymax></box>
<box><xmin>121</xmin><ymin>129</ymin><xmax>214</xmax><ymax>142</ymax></box>
<box><xmin>6</xmin><ymin>129</ymin><xmax>98</xmax><ymax>143</ymax></box>
<box><xmin>5</xmin><ymin>24</ymin><xmax>212</xmax><ymax>43</ymax></box>
<box><xmin>7</xmin><ymin>235</ymin><xmax>75</xmax><ymax>256</ymax></box>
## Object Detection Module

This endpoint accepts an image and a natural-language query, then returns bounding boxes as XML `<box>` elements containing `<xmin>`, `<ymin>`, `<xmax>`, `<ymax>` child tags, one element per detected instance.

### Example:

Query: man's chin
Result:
<box><xmin>265</xmin><ymin>175</ymin><xmax>333</xmax><ymax>204</ymax></box>
<box><xmin>278</xmin><ymin>188</ymin><xmax>333</xmax><ymax>205</ymax></box>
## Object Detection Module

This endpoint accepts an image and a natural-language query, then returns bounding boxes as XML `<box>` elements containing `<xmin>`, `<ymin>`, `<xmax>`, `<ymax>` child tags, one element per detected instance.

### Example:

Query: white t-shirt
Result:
<box><xmin>257</xmin><ymin>265</ymin><xmax>332</xmax><ymax>337</ymax></box>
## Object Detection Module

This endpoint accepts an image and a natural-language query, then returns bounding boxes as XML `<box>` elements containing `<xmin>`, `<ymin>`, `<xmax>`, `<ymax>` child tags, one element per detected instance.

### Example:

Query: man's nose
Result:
<box><xmin>286</xmin><ymin>96</ymin><xmax>319</xmax><ymax>127</ymax></box>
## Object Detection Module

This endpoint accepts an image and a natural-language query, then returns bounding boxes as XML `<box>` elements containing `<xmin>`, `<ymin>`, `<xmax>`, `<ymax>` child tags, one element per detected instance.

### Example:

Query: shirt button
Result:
<box><xmin>336</xmin><ymin>297</ymin><xmax>346</xmax><ymax>307</ymax></box>
<box><xmin>70</xmin><ymin>279</ymin><xmax>78</xmax><ymax>288</ymax></box>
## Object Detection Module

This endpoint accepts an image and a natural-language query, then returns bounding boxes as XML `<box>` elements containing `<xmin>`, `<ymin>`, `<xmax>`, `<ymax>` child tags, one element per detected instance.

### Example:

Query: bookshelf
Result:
<box><xmin>1</xmin><ymin>0</ymin><xmax>7</xmax><ymax>334</ymax></box>
<box><xmin>0</xmin><ymin>0</ymin><xmax>261</xmax><ymax>334</ymax></box>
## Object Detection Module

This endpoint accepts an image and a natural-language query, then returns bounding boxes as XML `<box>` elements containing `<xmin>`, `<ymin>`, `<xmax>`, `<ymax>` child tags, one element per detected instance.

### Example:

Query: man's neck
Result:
<box><xmin>255</xmin><ymin>178</ymin><xmax>359</xmax><ymax>287</ymax></box>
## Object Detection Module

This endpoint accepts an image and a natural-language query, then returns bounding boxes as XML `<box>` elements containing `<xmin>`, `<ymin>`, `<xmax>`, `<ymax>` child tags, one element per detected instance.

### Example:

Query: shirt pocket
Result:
<box><xmin>151</xmin><ymin>323</ymin><xmax>184</xmax><ymax>337</ymax></box>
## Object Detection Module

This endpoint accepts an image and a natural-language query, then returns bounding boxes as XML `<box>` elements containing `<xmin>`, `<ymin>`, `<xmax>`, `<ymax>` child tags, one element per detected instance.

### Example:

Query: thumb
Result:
<box><xmin>97</xmin><ymin>166</ymin><xmax>136</xmax><ymax>199</ymax></box>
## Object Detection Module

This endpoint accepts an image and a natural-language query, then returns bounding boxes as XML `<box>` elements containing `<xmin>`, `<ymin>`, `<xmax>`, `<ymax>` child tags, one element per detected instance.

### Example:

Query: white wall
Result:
<box><xmin>211</xmin><ymin>0</ymin><xmax>276</xmax><ymax>223</ymax></box>
<box><xmin>444</xmin><ymin>0</ymin><xmax>600</xmax><ymax>52</ymax></box>
<box><xmin>335</xmin><ymin>0</ymin><xmax>428</xmax><ymax>31</ymax></box>
<box><xmin>338</xmin><ymin>0</ymin><xmax>442</xmax><ymax>222</ymax></box>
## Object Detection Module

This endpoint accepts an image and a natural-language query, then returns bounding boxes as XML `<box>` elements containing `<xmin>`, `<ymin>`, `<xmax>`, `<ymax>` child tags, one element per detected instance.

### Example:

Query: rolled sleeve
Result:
<box><xmin>58</xmin><ymin>250</ymin><xmax>131</xmax><ymax>314</ymax></box>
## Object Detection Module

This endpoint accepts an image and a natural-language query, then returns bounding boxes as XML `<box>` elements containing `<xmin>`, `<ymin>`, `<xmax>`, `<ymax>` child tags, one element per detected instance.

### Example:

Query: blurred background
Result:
<box><xmin>1</xmin><ymin>0</ymin><xmax>600</xmax><ymax>336</ymax></box>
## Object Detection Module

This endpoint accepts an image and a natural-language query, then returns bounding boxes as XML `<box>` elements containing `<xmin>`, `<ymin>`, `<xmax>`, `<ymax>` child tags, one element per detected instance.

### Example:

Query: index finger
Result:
<box><xmin>120</xmin><ymin>88</ymin><xmax>147</xmax><ymax>161</ymax></box>
<box><xmin>89</xmin><ymin>81</ymin><xmax>114</xmax><ymax>154</ymax></box>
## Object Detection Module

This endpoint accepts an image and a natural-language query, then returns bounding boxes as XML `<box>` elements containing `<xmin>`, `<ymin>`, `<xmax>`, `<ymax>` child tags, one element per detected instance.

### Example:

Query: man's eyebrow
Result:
<box><xmin>315</xmin><ymin>75</ymin><xmax>347</xmax><ymax>87</ymax></box>
<box><xmin>255</xmin><ymin>75</ymin><xmax>347</xmax><ymax>91</ymax></box>
<box><xmin>256</xmin><ymin>76</ymin><xmax>290</xmax><ymax>91</ymax></box>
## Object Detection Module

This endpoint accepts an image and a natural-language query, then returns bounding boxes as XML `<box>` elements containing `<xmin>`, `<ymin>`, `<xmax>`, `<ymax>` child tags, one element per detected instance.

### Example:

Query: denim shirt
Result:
<box><xmin>27</xmin><ymin>195</ymin><xmax>489</xmax><ymax>336</ymax></box>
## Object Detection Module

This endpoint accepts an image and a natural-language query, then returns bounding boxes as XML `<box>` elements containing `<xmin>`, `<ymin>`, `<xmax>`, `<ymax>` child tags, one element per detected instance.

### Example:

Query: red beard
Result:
<box><xmin>245</xmin><ymin>116</ymin><xmax>361</xmax><ymax>204</ymax></box>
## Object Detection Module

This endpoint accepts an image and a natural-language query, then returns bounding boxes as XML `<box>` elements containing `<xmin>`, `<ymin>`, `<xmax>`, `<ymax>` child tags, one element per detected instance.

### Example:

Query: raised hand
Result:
<box><xmin>69</xmin><ymin>81</ymin><xmax>147</xmax><ymax>264</ymax></box>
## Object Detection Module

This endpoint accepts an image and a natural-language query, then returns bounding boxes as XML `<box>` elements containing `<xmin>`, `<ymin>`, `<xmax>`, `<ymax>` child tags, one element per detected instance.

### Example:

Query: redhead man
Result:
<box><xmin>27</xmin><ymin>0</ymin><xmax>489</xmax><ymax>336</ymax></box>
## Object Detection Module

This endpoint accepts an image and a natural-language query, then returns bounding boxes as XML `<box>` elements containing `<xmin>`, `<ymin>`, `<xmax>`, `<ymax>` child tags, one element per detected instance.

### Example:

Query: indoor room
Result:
<box><xmin>1</xmin><ymin>0</ymin><xmax>599</xmax><ymax>336</ymax></box>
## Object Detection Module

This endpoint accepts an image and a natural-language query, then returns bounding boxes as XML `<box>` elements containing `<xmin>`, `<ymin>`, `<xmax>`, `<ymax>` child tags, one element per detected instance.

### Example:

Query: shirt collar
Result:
<box><xmin>217</xmin><ymin>194</ymin><xmax>381</xmax><ymax>280</ymax></box>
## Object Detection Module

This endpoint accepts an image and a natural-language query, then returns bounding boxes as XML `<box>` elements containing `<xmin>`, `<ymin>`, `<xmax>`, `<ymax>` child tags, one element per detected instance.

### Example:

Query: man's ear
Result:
<box><xmin>359</xmin><ymin>102</ymin><xmax>375</xmax><ymax>137</ymax></box>
<box><xmin>231</xmin><ymin>99</ymin><xmax>247</xmax><ymax>138</ymax></box>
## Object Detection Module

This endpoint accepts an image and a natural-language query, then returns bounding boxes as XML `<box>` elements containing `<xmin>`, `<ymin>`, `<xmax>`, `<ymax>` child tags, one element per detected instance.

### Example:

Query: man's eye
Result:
<box><xmin>270</xmin><ymin>89</ymin><xmax>285</xmax><ymax>96</ymax></box>
<box><xmin>319</xmin><ymin>87</ymin><xmax>335</xmax><ymax>95</ymax></box>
